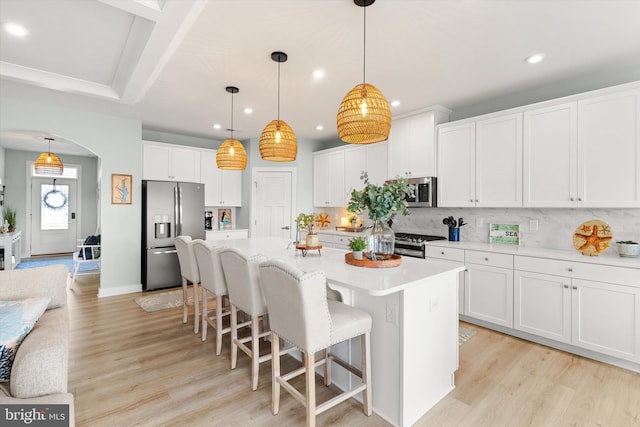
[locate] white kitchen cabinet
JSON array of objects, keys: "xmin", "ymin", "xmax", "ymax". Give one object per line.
[
  {"xmin": 514, "ymin": 255, "xmax": 640, "ymax": 363},
  {"xmin": 388, "ymin": 108, "xmax": 450, "ymax": 179},
  {"xmin": 206, "ymin": 229, "xmax": 248, "ymax": 241},
  {"xmin": 313, "ymin": 149, "xmax": 345, "ymax": 207},
  {"xmin": 142, "ymin": 141, "xmax": 201, "ymax": 183},
  {"xmin": 437, "ymin": 122, "xmax": 476, "ymax": 207},
  {"xmin": 577, "ymin": 88, "xmax": 640, "ymax": 207},
  {"xmin": 514, "ymin": 270, "xmax": 572, "ymax": 343},
  {"xmin": 344, "ymin": 142, "xmax": 388, "ymax": 195},
  {"xmin": 438, "ymin": 113, "xmax": 522, "ymax": 208},
  {"xmin": 200, "ymin": 150, "xmax": 242, "ymax": 207},
  {"xmin": 524, "ymin": 88, "xmax": 640, "ymax": 208},
  {"xmin": 475, "ymin": 113, "xmax": 523, "ymax": 207},
  {"xmin": 464, "ymin": 251, "xmax": 514, "ymax": 328},
  {"xmin": 523, "ymin": 102, "xmax": 578, "ymax": 207}
]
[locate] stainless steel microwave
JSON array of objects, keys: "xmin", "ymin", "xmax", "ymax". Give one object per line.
[{"xmin": 405, "ymin": 176, "xmax": 437, "ymax": 207}]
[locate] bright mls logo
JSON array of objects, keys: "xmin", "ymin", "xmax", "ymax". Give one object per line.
[{"xmin": 2, "ymin": 405, "xmax": 69, "ymax": 426}]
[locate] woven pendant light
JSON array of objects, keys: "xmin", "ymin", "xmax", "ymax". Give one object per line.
[
  {"xmin": 216, "ymin": 86, "xmax": 247, "ymax": 170},
  {"xmin": 259, "ymin": 51, "xmax": 297, "ymax": 162},
  {"xmin": 34, "ymin": 137, "xmax": 64, "ymax": 175},
  {"xmin": 337, "ymin": 0, "xmax": 391, "ymax": 144}
]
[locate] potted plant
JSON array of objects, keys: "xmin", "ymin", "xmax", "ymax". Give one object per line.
[
  {"xmin": 347, "ymin": 173, "xmax": 414, "ymax": 260},
  {"xmin": 295, "ymin": 212, "xmax": 319, "ymax": 247},
  {"xmin": 2, "ymin": 206, "xmax": 17, "ymax": 233},
  {"xmin": 348, "ymin": 236, "xmax": 367, "ymax": 260}
]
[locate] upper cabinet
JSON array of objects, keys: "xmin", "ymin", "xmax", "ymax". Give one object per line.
[
  {"xmin": 142, "ymin": 141, "xmax": 201, "ymax": 183},
  {"xmin": 200, "ymin": 150, "xmax": 242, "ymax": 207},
  {"xmin": 388, "ymin": 108, "xmax": 450, "ymax": 179},
  {"xmin": 438, "ymin": 113, "xmax": 522, "ymax": 207},
  {"xmin": 439, "ymin": 82, "xmax": 640, "ymax": 208},
  {"xmin": 344, "ymin": 142, "xmax": 388, "ymax": 194},
  {"xmin": 313, "ymin": 148, "xmax": 346, "ymax": 207},
  {"xmin": 524, "ymin": 88, "xmax": 640, "ymax": 207}
]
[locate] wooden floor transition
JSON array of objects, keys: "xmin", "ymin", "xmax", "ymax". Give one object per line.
[{"xmin": 69, "ymin": 276, "xmax": 640, "ymax": 426}]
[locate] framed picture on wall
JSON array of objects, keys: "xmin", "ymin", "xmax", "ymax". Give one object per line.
[
  {"xmin": 218, "ymin": 208, "xmax": 232, "ymax": 230},
  {"xmin": 112, "ymin": 174, "xmax": 132, "ymax": 204}
]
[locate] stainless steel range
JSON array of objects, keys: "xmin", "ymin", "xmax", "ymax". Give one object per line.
[{"xmin": 394, "ymin": 232, "xmax": 446, "ymax": 258}]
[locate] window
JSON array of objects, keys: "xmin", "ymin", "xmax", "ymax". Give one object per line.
[{"xmin": 40, "ymin": 184, "xmax": 69, "ymax": 230}]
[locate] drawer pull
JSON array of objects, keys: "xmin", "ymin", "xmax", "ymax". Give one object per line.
[
  {"xmin": 484, "ymin": 257, "xmax": 489, "ymax": 261},
  {"xmin": 441, "ymin": 251, "xmax": 445, "ymax": 255},
  {"xmin": 568, "ymin": 268, "xmax": 573, "ymax": 272}
]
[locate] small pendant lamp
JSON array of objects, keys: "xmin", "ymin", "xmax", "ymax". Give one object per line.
[
  {"xmin": 337, "ymin": 0, "xmax": 391, "ymax": 144},
  {"xmin": 34, "ymin": 137, "xmax": 64, "ymax": 175},
  {"xmin": 216, "ymin": 86, "xmax": 247, "ymax": 170},
  {"xmin": 259, "ymin": 51, "xmax": 297, "ymax": 162}
]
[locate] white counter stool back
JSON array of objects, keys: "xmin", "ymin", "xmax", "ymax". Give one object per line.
[
  {"xmin": 193, "ymin": 240, "xmax": 231, "ymax": 354},
  {"xmin": 175, "ymin": 235, "xmax": 201, "ymax": 334},
  {"xmin": 258, "ymin": 259, "xmax": 373, "ymax": 427},
  {"xmin": 219, "ymin": 247, "xmax": 271, "ymax": 391}
]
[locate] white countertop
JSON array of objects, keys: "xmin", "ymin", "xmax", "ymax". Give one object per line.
[
  {"xmin": 425, "ymin": 240, "xmax": 640, "ymax": 269},
  {"xmin": 220, "ymin": 237, "xmax": 464, "ymax": 296}
]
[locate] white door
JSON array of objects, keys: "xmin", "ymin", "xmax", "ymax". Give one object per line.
[
  {"xmin": 31, "ymin": 177, "xmax": 78, "ymax": 255},
  {"xmin": 252, "ymin": 169, "xmax": 294, "ymax": 239}
]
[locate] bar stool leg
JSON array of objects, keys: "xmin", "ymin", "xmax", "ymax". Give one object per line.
[
  {"xmin": 230, "ymin": 305, "xmax": 238, "ymax": 369},
  {"xmin": 271, "ymin": 331, "xmax": 281, "ymax": 415},
  {"xmin": 304, "ymin": 352, "xmax": 317, "ymax": 427}
]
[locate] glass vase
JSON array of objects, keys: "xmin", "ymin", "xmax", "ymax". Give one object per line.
[{"xmin": 364, "ymin": 218, "xmax": 395, "ymax": 260}]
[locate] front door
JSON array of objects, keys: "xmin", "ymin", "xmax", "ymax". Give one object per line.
[
  {"xmin": 251, "ymin": 168, "xmax": 295, "ymax": 239},
  {"xmin": 30, "ymin": 177, "xmax": 78, "ymax": 255}
]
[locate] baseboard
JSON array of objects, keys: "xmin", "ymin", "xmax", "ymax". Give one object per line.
[{"xmin": 98, "ymin": 283, "xmax": 143, "ymax": 297}]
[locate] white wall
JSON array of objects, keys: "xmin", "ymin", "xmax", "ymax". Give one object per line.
[{"xmin": 0, "ymin": 96, "xmax": 142, "ymax": 297}]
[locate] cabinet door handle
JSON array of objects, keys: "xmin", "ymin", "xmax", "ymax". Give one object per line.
[
  {"xmin": 578, "ymin": 197, "xmax": 583, "ymax": 201},
  {"xmin": 475, "ymin": 199, "xmax": 479, "ymax": 202},
  {"xmin": 570, "ymin": 197, "xmax": 575, "ymax": 201},
  {"xmin": 470, "ymin": 199, "xmax": 473, "ymax": 202},
  {"xmin": 441, "ymin": 251, "xmax": 445, "ymax": 255},
  {"xmin": 563, "ymin": 284, "xmax": 569, "ymax": 289},
  {"xmin": 567, "ymin": 268, "xmax": 573, "ymax": 272},
  {"xmin": 484, "ymin": 257, "xmax": 489, "ymax": 261},
  {"xmin": 572, "ymin": 286, "xmax": 578, "ymax": 290}
]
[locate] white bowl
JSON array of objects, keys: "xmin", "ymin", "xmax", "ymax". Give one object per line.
[{"xmin": 616, "ymin": 242, "xmax": 640, "ymax": 258}]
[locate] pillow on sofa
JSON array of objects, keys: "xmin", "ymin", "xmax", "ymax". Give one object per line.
[{"xmin": 0, "ymin": 297, "xmax": 51, "ymax": 381}]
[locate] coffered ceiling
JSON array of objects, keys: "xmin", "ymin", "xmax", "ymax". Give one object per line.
[{"xmin": 1, "ymin": 0, "xmax": 640, "ymax": 156}]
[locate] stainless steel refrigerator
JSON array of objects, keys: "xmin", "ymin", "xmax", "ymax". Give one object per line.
[{"xmin": 142, "ymin": 180, "xmax": 205, "ymax": 291}]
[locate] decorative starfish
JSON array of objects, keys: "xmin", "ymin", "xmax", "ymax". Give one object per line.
[
  {"xmin": 574, "ymin": 224, "xmax": 612, "ymax": 254},
  {"xmin": 316, "ymin": 213, "xmax": 331, "ymax": 228}
]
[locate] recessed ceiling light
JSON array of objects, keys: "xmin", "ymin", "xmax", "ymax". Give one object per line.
[
  {"xmin": 4, "ymin": 23, "xmax": 28, "ymax": 37},
  {"xmin": 312, "ymin": 69, "xmax": 325, "ymax": 79},
  {"xmin": 316, "ymin": 125, "xmax": 324, "ymax": 131},
  {"xmin": 391, "ymin": 100, "xmax": 400, "ymax": 107},
  {"xmin": 243, "ymin": 107, "xmax": 253, "ymax": 114},
  {"xmin": 526, "ymin": 54, "xmax": 545, "ymax": 64},
  {"xmin": 213, "ymin": 124, "xmax": 221, "ymax": 130}
]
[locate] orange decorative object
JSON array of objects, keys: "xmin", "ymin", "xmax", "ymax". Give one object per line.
[
  {"xmin": 572, "ymin": 219, "xmax": 613, "ymax": 256},
  {"xmin": 316, "ymin": 213, "xmax": 331, "ymax": 228}
]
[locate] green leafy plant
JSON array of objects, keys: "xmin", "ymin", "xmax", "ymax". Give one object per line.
[
  {"xmin": 2, "ymin": 206, "xmax": 16, "ymax": 230},
  {"xmin": 348, "ymin": 236, "xmax": 367, "ymax": 252},
  {"xmin": 347, "ymin": 175, "xmax": 414, "ymax": 221},
  {"xmin": 295, "ymin": 213, "xmax": 316, "ymax": 234}
]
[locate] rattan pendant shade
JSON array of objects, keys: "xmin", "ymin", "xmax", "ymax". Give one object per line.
[
  {"xmin": 337, "ymin": 0, "xmax": 391, "ymax": 144},
  {"xmin": 216, "ymin": 86, "xmax": 247, "ymax": 170},
  {"xmin": 34, "ymin": 138, "xmax": 64, "ymax": 175},
  {"xmin": 337, "ymin": 83, "xmax": 391, "ymax": 144},
  {"xmin": 259, "ymin": 51, "xmax": 297, "ymax": 162},
  {"xmin": 259, "ymin": 119, "xmax": 297, "ymax": 162}
]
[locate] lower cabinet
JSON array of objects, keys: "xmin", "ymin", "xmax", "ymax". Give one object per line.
[
  {"xmin": 465, "ymin": 263, "xmax": 513, "ymax": 328},
  {"xmin": 205, "ymin": 229, "xmax": 249, "ymax": 241},
  {"xmin": 515, "ymin": 260, "xmax": 640, "ymax": 363}
]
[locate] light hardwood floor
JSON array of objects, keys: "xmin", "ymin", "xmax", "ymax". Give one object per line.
[{"xmin": 69, "ymin": 277, "xmax": 640, "ymax": 426}]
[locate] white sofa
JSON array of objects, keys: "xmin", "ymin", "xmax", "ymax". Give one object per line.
[{"xmin": 0, "ymin": 265, "xmax": 74, "ymax": 425}]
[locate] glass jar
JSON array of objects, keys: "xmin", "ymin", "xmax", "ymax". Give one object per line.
[{"xmin": 364, "ymin": 218, "xmax": 395, "ymax": 260}]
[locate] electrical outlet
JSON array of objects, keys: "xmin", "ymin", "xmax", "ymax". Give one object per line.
[
  {"xmin": 386, "ymin": 302, "xmax": 398, "ymax": 324},
  {"xmin": 529, "ymin": 220, "xmax": 538, "ymax": 232}
]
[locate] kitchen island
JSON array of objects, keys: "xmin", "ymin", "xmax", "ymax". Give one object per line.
[{"xmin": 221, "ymin": 237, "xmax": 465, "ymax": 427}]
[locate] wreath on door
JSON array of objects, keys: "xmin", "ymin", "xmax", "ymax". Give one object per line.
[{"xmin": 43, "ymin": 189, "xmax": 67, "ymax": 211}]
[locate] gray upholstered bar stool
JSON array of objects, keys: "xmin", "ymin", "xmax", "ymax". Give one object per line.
[
  {"xmin": 193, "ymin": 240, "xmax": 231, "ymax": 354},
  {"xmin": 218, "ymin": 247, "xmax": 271, "ymax": 391},
  {"xmin": 259, "ymin": 259, "xmax": 373, "ymax": 427},
  {"xmin": 175, "ymin": 235, "xmax": 200, "ymax": 334}
]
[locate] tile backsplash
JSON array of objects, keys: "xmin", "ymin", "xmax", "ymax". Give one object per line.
[{"xmin": 316, "ymin": 207, "xmax": 640, "ymax": 253}]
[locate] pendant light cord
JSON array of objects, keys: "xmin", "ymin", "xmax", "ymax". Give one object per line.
[
  {"xmin": 230, "ymin": 91, "xmax": 234, "ymax": 140},
  {"xmin": 277, "ymin": 60, "xmax": 281, "ymax": 122},
  {"xmin": 362, "ymin": 5, "xmax": 367, "ymax": 85}
]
